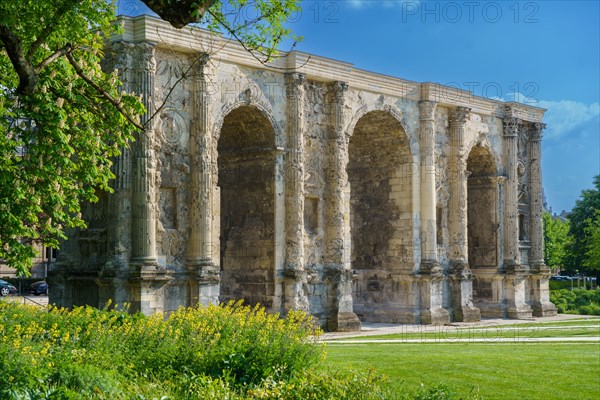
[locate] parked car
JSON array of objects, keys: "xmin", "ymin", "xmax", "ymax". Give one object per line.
[
  {"xmin": 0, "ymin": 279, "xmax": 18, "ymax": 296},
  {"xmin": 30, "ymin": 281, "xmax": 48, "ymax": 296},
  {"xmin": 550, "ymin": 276, "xmax": 572, "ymax": 281}
]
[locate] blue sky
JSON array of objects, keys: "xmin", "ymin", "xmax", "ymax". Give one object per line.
[{"xmin": 117, "ymin": 0, "xmax": 599, "ymax": 213}]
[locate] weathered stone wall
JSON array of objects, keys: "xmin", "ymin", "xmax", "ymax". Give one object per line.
[{"xmin": 48, "ymin": 15, "xmax": 557, "ymax": 329}]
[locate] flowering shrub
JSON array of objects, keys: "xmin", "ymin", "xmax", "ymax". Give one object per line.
[
  {"xmin": 0, "ymin": 300, "xmax": 400, "ymax": 399},
  {"xmin": 1, "ymin": 300, "xmax": 477, "ymax": 399}
]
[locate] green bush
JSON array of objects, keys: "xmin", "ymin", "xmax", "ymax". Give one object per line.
[{"xmin": 550, "ymin": 288, "xmax": 600, "ymax": 315}]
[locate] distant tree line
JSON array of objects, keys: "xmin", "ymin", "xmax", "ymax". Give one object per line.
[{"xmin": 544, "ymin": 175, "xmax": 600, "ymax": 280}]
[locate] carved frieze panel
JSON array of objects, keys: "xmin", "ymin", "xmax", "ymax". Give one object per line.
[{"xmin": 517, "ymin": 123, "xmax": 531, "ymax": 206}]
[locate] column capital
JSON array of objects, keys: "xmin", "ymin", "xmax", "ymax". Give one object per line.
[
  {"xmin": 189, "ymin": 53, "xmax": 211, "ymax": 74},
  {"xmin": 449, "ymin": 106, "xmax": 471, "ymax": 127},
  {"xmin": 331, "ymin": 81, "xmax": 349, "ymax": 100},
  {"xmin": 419, "ymin": 100, "xmax": 437, "ymax": 121},
  {"xmin": 503, "ymin": 116, "xmax": 522, "ymax": 138},
  {"xmin": 285, "ymin": 72, "xmax": 306, "ymax": 101},
  {"xmin": 284, "ymin": 72, "xmax": 306, "ymax": 87},
  {"xmin": 531, "ymin": 122, "xmax": 545, "ymax": 141},
  {"xmin": 111, "ymin": 40, "xmax": 135, "ymax": 58},
  {"xmin": 133, "ymin": 42, "xmax": 156, "ymax": 72}
]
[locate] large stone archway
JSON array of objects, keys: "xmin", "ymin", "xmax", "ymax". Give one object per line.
[
  {"xmin": 466, "ymin": 145, "xmax": 502, "ymax": 317},
  {"xmin": 217, "ymin": 105, "xmax": 276, "ymax": 310},
  {"xmin": 47, "ymin": 17, "xmax": 556, "ymax": 328},
  {"xmin": 347, "ymin": 110, "xmax": 415, "ymax": 323}
]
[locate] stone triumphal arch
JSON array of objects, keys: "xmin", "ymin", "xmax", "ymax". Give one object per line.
[{"xmin": 49, "ymin": 15, "xmax": 556, "ymax": 330}]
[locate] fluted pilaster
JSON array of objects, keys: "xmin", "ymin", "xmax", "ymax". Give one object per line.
[
  {"xmin": 186, "ymin": 55, "xmax": 219, "ymax": 306},
  {"xmin": 448, "ymin": 106, "xmax": 480, "ymax": 322},
  {"xmin": 284, "ymin": 72, "xmax": 309, "ymax": 312},
  {"xmin": 528, "ymin": 122, "xmax": 556, "ymax": 316},
  {"xmin": 325, "ymin": 81, "xmax": 349, "ymax": 267},
  {"xmin": 419, "ymin": 101, "xmax": 438, "ymax": 266},
  {"xmin": 108, "ymin": 41, "xmax": 135, "ymax": 270},
  {"xmin": 188, "ymin": 55, "xmax": 213, "ymax": 266},
  {"xmin": 325, "ymin": 81, "xmax": 360, "ymax": 331},
  {"xmin": 131, "ymin": 42, "xmax": 157, "ymax": 264},
  {"xmin": 503, "ymin": 114, "xmax": 521, "ymax": 270},
  {"xmin": 448, "ymin": 106, "xmax": 471, "ymax": 269},
  {"xmin": 502, "ymin": 110, "xmax": 532, "ymax": 318},
  {"xmin": 529, "ymin": 123, "xmax": 546, "ymax": 270},
  {"xmin": 111, "ymin": 41, "xmax": 135, "ymax": 191}
]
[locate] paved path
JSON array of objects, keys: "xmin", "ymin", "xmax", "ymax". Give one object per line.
[
  {"xmin": 326, "ymin": 337, "xmax": 600, "ymax": 344},
  {"xmin": 1, "ymin": 294, "xmax": 48, "ymax": 307},
  {"xmin": 321, "ymin": 314, "xmax": 600, "ymax": 342}
]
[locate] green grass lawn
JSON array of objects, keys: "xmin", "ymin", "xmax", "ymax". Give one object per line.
[{"xmin": 322, "ymin": 342, "xmax": 600, "ymax": 399}]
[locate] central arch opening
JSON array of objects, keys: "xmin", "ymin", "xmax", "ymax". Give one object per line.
[
  {"xmin": 347, "ymin": 110, "xmax": 414, "ymax": 322},
  {"xmin": 217, "ymin": 106, "xmax": 276, "ymax": 310}
]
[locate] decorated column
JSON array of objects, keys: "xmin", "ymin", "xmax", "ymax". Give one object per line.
[
  {"xmin": 324, "ymin": 81, "xmax": 361, "ymax": 331},
  {"xmin": 502, "ymin": 110, "xmax": 532, "ymax": 318},
  {"xmin": 528, "ymin": 123, "xmax": 557, "ymax": 316},
  {"xmin": 529, "ymin": 123, "xmax": 546, "ymax": 269},
  {"xmin": 98, "ymin": 41, "xmax": 136, "ymax": 306},
  {"xmin": 129, "ymin": 42, "xmax": 171, "ymax": 315},
  {"xmin": 448, "ymin": 106, "xmax": 480, "ymax": 322},
  {"xmin": 502, "ymin": 115, "xmax": 521, "ymax": 269},
  {"xmin": 419, "ymin": 101, "xmax": 439, "ymax": 264},
  {"xmin": 131, "ymin": 42, "xmax": 158, "ymax": 266},
  {"xmin": 418, "ymin": 100, "xmax": 448, "ymax": 324},
  {"xmin": 187, "ymin": 55, "xmax": 219, "ymax": 306},
  {"xmin": 283, "ymin": 72, "xmax": 309, "ymax": 312}
]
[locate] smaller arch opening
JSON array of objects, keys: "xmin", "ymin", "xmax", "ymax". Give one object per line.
[
  {"xmin": 466, "ymin": 145, "xmax": 499, "ymax": 314},
  {"xmin": 347, "ymin": 110, "xmax": 413, "ymax": 323},
  {"xmin": 217, "ymin": 105, "xmax": 276, "ymax": 310}
]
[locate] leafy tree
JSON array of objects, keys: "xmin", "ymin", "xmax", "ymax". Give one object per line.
[
  {"xmin": 0, "ymin": 0, "xmax": 144, "ymax": 276},
  {"xmin": 1, "ymin": 0, "xmax": 300, "ymax": 276},
  {"xmin": 583, "ymin": 210, "xmax": 600, "ymax": 273},
  {"xmin": 567, "ymin": 175, "xmax": 600, "ymax": 278},
  {"xmin": 542, "ymin": 211, "xmax": 571, "ymax": 270}
]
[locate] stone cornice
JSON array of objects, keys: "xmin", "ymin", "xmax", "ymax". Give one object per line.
[{"xmin": 113, "ymin": 15, "xmax": 546, "ymax": 123}]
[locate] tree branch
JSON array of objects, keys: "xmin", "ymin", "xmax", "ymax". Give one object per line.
[
  {"xmin": 0, "ymin": 24, "xmax": 38, "ymax": 95},
  {"xmin": 35, "ymin": 45, "xmax": 73, "ymax": 72},
  {"xmin": 66, "ymin": 52, "xmax": 143, "ymax": 131}
]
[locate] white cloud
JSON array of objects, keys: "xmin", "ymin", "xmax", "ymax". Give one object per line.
[
  {"xmin": 347, "ymin": 0, "xmax": 367, "ymax": 8},
  {"xmin": 501, "ymin": 92, "xmax": 600, "ymax": 140},
  {"xmin": 347, "ymin": 0, "xmax": 421, "ymax": 9},
  {"xmin": 537, "ymin": 100, "xmax": 600, "ymax": 140}
]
